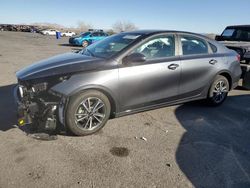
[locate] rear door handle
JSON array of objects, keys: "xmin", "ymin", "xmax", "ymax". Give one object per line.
[
  {"xmin": 168, "ymin": 64, "xmax": 179, "ymax": 70},
  {"xmin": 209, "ymin": 59, "xmax": 218, "ymax": 65}
]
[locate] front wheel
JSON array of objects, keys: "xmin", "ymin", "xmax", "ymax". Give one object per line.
[
  {"xmin": 82, "ymin": 40, "xmax": 89, "ymax": 48},
  {"xmin": 206, "ymin": 75, "xmax": 229, "ymax": 106},
  {"xmin": 65, "ymin": 90, "xmax": 111, "ymax": 136}
]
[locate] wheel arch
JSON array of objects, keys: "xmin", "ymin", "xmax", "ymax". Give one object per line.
[
  {"xmin": 67, "ymin": 85, "xmax": 119, "ymax": 118},
  {"xmin": 217, "ymin": 71, "xmax": 233, "ymax": 90}
]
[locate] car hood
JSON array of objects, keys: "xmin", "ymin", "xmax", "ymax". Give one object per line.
[{"xmin": 16, "ymin": 52, "xmax": 106, "ymax": 81}]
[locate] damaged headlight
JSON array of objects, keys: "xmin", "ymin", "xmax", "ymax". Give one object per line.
[
  {"xmin": 31, "ymin": 82, "xmax": 48, "ymax": 92},
  {"xmin": 18, "ymin": 85, "xmax": 24, "ymax": 98}
]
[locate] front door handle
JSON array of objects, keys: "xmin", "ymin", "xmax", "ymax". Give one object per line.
[
  {"xmin": 168, "ymin": 64, "xmax": 179, "ymax": 70},
  {"xmin": 209, "ymin": 59, "xmax": 218, "ymax": 65}
]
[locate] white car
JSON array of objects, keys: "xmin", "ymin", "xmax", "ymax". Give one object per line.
[
  {"xmin": 61, "ymin": 31, "xmax": 76, "ymax": 37},
  {"xmin": 41, "ymin": 29, "xmax": 59, "ymax": 36}
]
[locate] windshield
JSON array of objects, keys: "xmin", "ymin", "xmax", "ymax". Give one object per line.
[
  {"xmin": 75, "ymin": 32, "xmax": 91, "ymax": 38},
  {"xmin": 222, "ymin": 29, "xmax": 235, "ymax": 37},
  {"xmin": 80, "ymin": 33, "xmax": 142, "ymax": 58},
  {"xmin": 222, "ymin": 28, "xmax": 250, "ymax": 41}
]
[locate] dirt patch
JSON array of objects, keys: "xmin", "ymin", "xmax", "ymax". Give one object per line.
[
  {"xmin": 28, "ymin": 165, "xmax": 45, "ymax": 180},
  {"xmin": 15, "ymin": 156, "xmax": 26, "ymax": 163},
  {"xmin": 14, "ymin": 146, "xmax": 27, "ymax": 154},
  {"xmin": 110, "ymin": 147, "xmax": 129, "ymax": 157}
]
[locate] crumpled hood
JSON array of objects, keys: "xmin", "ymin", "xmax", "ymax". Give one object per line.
[{"xmin": 16, "ymin": 52, "xmax": 104, "ymax": 81}]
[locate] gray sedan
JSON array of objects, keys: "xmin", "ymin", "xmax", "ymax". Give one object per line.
[{"xmin": 15, "ymin": 30, "xmax": 242, "ymax": 136}]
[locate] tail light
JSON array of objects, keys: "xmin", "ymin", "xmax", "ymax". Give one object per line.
[{"xmin": 236, "ymin": 54, "xmax": 241, "ymax": 62}]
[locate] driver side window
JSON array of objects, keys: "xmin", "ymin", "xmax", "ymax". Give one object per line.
[{"xmin": 133, "ymin": 35, "xmax": 175, "ymax": 60}]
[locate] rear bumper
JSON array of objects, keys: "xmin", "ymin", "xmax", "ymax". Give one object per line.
[{"xmin": 243, "ymin": 52, "xmax": 250, "ymax": 61}]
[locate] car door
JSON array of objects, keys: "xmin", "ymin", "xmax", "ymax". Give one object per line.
[
  {"xmin": 119, "ymin": 34, "xmax": 181, "ymax": 111},
  {"xmin": 90, "ymin": 32, "xmax": 100, "ymax": 43},
  {"xmin": 178, "ymin": 34, "xmax": 222, "ymax": 99}
]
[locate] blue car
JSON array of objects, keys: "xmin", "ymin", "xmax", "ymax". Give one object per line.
[{"xmin": 69, "ymin": 31, "xmax": 109, "ymax": 47}]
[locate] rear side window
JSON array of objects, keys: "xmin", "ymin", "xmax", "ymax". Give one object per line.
[
  {"xmin": 92, "ymin": 32, "xmax": 100, "ymax": 37},
  {"xmin": 181, "ymin": 36, "xmax": 208, "ymax": 55},
  {"xmin": 209, "ymin": 42, "xmax": 217, "ymax": 53},
  {"xmin": 100, "ymin": 32, "xmax": 106, "ymax": 36}
]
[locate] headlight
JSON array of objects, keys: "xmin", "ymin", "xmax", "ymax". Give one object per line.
[
  {"xmin": 32, "ymin": 82, "xmax": 48, "ymax": 92},
  {"xmin": 18, "ymin": 86, "xmax": 24, "ymax": 98}
]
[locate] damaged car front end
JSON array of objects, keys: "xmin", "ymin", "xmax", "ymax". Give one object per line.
[
  {"xmin": 14, "ymin": 76, "xmax": 67, "ymax": 132},
  {"xmin": 13, "ymin": 51, "xmax": 103, "ymax": 133}
]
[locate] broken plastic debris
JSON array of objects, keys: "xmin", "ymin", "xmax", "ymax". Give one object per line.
[{"xmin": 29, "ymin": 133, "xmax": 58, "ymax": 141}]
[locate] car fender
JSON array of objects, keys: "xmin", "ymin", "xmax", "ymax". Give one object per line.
[{"xmin": 51, "ymin": 70, "xmax": 120, "ymax": 113}]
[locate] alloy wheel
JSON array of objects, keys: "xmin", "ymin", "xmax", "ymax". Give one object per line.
[
  {"xmin": 75, "ymin": 97, "xmax": 106, "ymax": 131},
  {"xmin": 212, "ymin": 80, "xmax": 228, "ymax": 103}
]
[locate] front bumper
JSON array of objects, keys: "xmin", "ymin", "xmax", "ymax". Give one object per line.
[
  {"xmin": 69, "ymin": 38, "xmax": 79, "ymax": 46},
  {"xmin": 14, "ymin": 84, "xmax": 61, "ymax": 131}
]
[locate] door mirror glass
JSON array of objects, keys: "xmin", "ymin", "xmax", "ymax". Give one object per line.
[{"xmin": 123, "ymin": 53, "xmax": 146, "ymax": 63}]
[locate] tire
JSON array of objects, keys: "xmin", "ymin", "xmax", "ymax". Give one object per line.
[
  {"xmin": 206, "ymin": 75, "xmax": 229, "ymax": 106},
  {"xmin": 65, "ymin": 90, "xmax": 111, "ymax": 136},
  {"xmin": 82, "ymin": 40, "xmax": 89, "ymax": 48}
]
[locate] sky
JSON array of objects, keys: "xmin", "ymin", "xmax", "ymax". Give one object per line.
[{"xmin": 1, "ymin": 0, "xmax": 250, "ymax": 34}]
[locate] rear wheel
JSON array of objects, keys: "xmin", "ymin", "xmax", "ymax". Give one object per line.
[
  {"xmin": 65, "ymin": 90, "xmax": 111, "ymax": 136},
  {"xmin": 206, "ymin": 75, "xmax": 229, "ymax": 106}
]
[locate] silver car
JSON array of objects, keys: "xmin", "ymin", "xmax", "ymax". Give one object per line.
[{"xmin": 15, "ymin": 30, "xmax": 242, "ymax": 136}]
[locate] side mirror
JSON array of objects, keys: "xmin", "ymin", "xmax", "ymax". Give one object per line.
[
  {"xmin": 215, "ymin": 35, "xmax": 222, "ymax": 41},
  {"xmin": 123, "ymin": 53, "xmax": 146, "ymax": 64}
]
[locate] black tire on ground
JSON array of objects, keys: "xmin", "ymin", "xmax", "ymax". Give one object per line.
[
  {"xmin": 206, "ymin": 75, "xmax": 229, "ymax": 106},
  {"xmin": 65, "ymin": 90, "xmax": 111, "ymax": 136}
]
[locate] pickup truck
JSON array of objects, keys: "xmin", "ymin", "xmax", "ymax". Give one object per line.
[{"xmin": 215, "ymin": 25, "xmax": 250, "ymax": 89}]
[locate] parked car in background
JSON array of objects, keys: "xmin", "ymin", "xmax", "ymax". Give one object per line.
[
  {"xmin": 41, "ymin": 29, "xmax": 59, "ymax": 36},
  {"xmin": 15, "ymin": 30, "xmax": 241, "ymax": 136},
  {"xmin": 215, "ymin": 25, "xmax": 250, "ymax": 63},
  {"xmin": 69, "ymin": 30, "xmax": 109, "ymax": 47},
  {"xmin": 61, "ymin": 31, "xmax": 76, "ymax": 37}
]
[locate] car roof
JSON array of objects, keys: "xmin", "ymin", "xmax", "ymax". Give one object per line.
[
  {"xmin": 226, "ymin": 25, "xmax": 250, "ymax": 29},
  {"xmin": 122, "ymin": 30, "xmax": 209, "ymax": 39}
]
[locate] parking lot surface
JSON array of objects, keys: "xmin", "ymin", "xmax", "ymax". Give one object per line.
[{"xmin": 0, "ymin": 31, "xmax": 250, "ymax": 188}]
